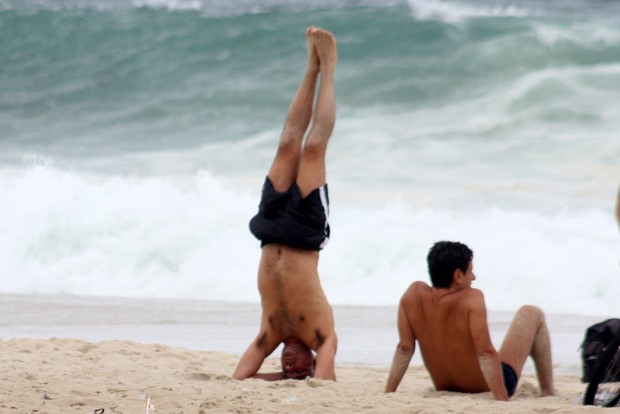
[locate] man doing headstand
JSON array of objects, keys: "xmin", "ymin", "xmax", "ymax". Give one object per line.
[
  {"xmin": 385, "ymin": 241, "xmax": 555, "ymax": 400},
  {"xmin": 232, "ymin": 27, "xmax": 338, "ymax": 381}
]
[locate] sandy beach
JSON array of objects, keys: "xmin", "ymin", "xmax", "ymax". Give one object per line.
[
  {"xmin": 3, "ymin": 0, "xmax": 619, "ymax": 412},
  {"xmin": 0, "ymin": 293, "xmax": 610, "ymax": 413},
  {"xmin": 0, "ymin": 336, "xmax": 603, "ymax": 414}
]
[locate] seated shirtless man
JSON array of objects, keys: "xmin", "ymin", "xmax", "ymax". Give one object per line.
[
  {"xmin": 232, "ymin": 27, "xmax": 338, "ymax": 381},
  {"xmin": 385, "ymin": 241, "xmax": 555, "ymax": 400}
]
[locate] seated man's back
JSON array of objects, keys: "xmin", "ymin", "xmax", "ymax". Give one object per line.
[{"xmin": 402, "ymin": 281, "xmax": 491, "ymax": 392}]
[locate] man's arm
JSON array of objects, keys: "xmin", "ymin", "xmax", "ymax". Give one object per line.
[
  {"xmin": 468, "ymin": 291, "xmax": 509, "ymax": 401},
  {"xmin": 233, "ymin": 351, "xmax": 285, "ymax": 381},
  {"xmin": 314, "ymin": 334, "xmax": 337, "ymax": 381},
  {"xmin": 233, "ymin": 344, "xmax": 283, "ymax": 381},
  {"xmin": 477, "ymin": 353, "xmax": 509, "ymax": 401},
  {"xmin": 232, "ymin": 341, "xmax": 268, "ymax": 380},
  {"xmin": 233, "ymin": 332, "xmax": 281, "ymax": 380},
  {"xmin": 385, "ymin": 298, "xmax": 416, "ymax": 393},
  {"xmin": 250, "ymin": 372, "xmax": 284, "ymax": 381}
]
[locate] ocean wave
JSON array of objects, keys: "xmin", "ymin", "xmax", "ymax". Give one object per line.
[
  {"xmin": 405, "ymin": 0, "xmax": 620, "ymax": 24},
  {"xmin": 132, "ymin": 0, "xmax": 201, "ymax": 12},
  {"xmin": 533, "ymin": 22, "xmax": 620, "ymax": 49},
  {"xmin": 0, "ymin": 165, "xmax": 617, "ymax": 317},
  {"xmin": 0, "ymin": 0, "xmax": 401, "ymax": 14},
  {"xmin": 2, "ymin": 0, "xmax": 619, "ymax": 317},
  {"xmin": 406, "ymin": 0, "xmax": 530, "ymax": 23}
]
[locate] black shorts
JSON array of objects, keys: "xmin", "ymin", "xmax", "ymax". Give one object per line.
[
  {"xmin": 502, "ymin": 362, "xmax": 518, "ymax": 397},
  {"xmin": 249, "ymin": 177, "xmax": 330, "ymax": 251}
]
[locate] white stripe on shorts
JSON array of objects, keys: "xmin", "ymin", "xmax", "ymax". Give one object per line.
[{"xmin": 319, "ymin": 184, "xmax": 329, "ymax": 249}]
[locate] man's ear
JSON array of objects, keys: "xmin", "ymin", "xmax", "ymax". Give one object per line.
[{"xmin": 453, "ymin": 268, "xmax": 464, "ymax": 285}]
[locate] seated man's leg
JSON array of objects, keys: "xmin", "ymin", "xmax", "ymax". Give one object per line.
[
  {"xmin": 498, "ymin": 305, "xmax": 555, "ymax": 396},
  {"xmin": 296, "ymin": 28, "xmax": 337, "ymax": 198},
  {"xmin": 267, "ymin": 28, "xmax": 320, "ymax": 192}
]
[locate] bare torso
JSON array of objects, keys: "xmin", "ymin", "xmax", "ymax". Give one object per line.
[
  {"xmin": 402, "ymin": 281, "xmax": 490, "ymax": 392},
  {"xmin": 257, "ymin": 243, "xmax": 334, "ymax": 351}
]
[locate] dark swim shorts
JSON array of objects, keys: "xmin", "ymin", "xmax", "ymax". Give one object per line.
[
  {"xmin": 502, "ymin": 362, "xmax": 518, "ymax": 397},
  {"xmin": 249, "ymin": 177, "xmax": 330, "ymax": 251}
]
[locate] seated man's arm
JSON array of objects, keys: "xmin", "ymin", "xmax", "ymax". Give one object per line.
[
  {"xmin": 468, "ymin": 291, "xmax": 509, "ymax": 401},
  {"xmin": 314, "ymin": 334, "xmax": 337, "ymax": 381},
  {"xmin": 385, "ymin": 297, "xmax": 416, "ymax": 393}
]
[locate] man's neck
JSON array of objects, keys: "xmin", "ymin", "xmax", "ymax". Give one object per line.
[
  {"xmin": 431, "ymin": 285, "xmax": 465, "ymax": 300},
  {"xmin": 283, "ymin": 337, "xmax": 306, "ymax": 347}
]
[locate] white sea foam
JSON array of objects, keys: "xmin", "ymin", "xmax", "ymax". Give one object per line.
[
  {"xmin": 132, "ymin": 0, "xmax": 201, "ymax": 11},
  {"xmin": 406, "ymin": 0, "xmax": 530, "ymax": 24},
  {"xmin": 0, "ymin": 166, "xmax": 617, "ymax": 317},
  {"xmin": 533, "ymin": 22, "xmax": 620, "ymax": 49}
]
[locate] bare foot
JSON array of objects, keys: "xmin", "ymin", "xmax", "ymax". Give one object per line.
[
  {"xmin": 311, "ymin": 28, "xmax": 337, "ymax": 75},
  {"xmin": 305, "ymin": 27, "xmax": 319, "ymax": 73}
]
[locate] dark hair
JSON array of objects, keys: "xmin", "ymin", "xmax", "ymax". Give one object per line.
[{"xmin": 427, "ymin": 241, "xmax": 473, "ymax": 288}]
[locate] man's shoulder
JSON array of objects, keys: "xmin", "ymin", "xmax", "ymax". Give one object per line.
[
  {"xmin": 447, "ymin": 286, "xmax": 484, "ymax": 299},
  {"xmin": 464, "ymin": 287, "xmax": 485, "ymax": 298},
  {"xmin": 406, "ymin": 281, "xmax": 431, "ymax": 294},
  {"xmin": 400, "ymin": 281, "xmax": 430, "ymax": 303},
  {"xmin": 459, "ymin": 287, "xmax": 487, "ymax": 309},
  {"xmin": 411, "ymin": 280, "xmax": 431, "ymax": 290}
]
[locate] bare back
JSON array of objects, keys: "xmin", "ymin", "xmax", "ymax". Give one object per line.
[
  {"xmin": 401, "ymin": 281, "xmax": 492, "ymax": 392},
  {"xmin": 257, "ymin": 243, "xmax": 335, "ymax": 352}
]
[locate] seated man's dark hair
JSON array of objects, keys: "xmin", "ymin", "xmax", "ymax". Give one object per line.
[{"xmin": 427, "ymin": 241, "xmax": 473, "ymax": 288}]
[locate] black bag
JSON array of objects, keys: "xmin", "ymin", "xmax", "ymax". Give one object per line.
[{"xmin": 581, "ymin": 318, "xmax": 620, "ymax": 383}]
